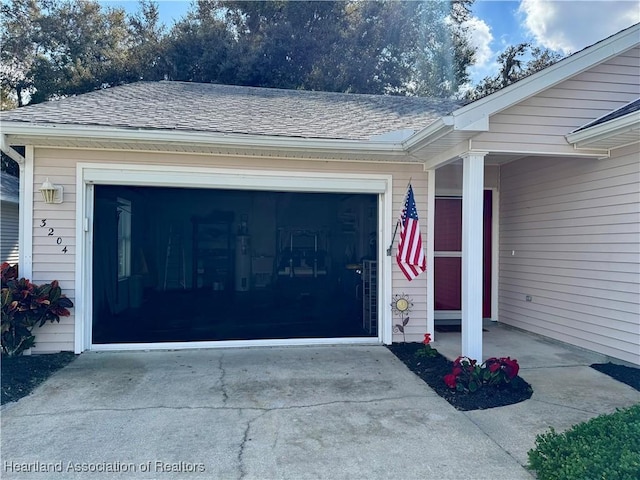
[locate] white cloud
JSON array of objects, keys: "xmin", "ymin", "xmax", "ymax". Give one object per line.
[
  {"xmin": 466, "ymin": 17, "xmax": 495, "ymax": 66},
  {"xmin": 464, "ymin": 16, "xmax": 499, "ymax": 84},
  {"xmin": 519, "ymin": 0, "xmax": 640, "ymax": 54}
]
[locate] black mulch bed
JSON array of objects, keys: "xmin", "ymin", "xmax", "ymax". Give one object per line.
[
  {"xmin": 1, "ymin": 351, "xmax": 77, "ymax": 405},
  {"xmin": 591, "ymin": 362, "xmax": 640, "ymax": 391},
  {"xmin": 388, "ymin": 342, "xmax": 533, "ymax": 411}
]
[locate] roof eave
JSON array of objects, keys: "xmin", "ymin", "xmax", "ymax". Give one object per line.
[
  {"xmin": 402, "ymin": 117, "xmax": 455, "ymax": 152},
  {"xmin": 1, "ymin": 122, "xmax": 409, "ymax": 159},
  {"xmin": 450, "ymin": 23, "xmax": 640, "ymax": 131},
  {"xmin": 565, "ymin": 110, "xmax": 640, "ymax": 148}
]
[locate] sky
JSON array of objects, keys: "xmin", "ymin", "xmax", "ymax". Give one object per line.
[
  {"xmin": 101, "ymin": 0, "xmax": 640, "ymax": 85},
  {"xmin": 466, "ymin": 0, "xmax": 640, "ymax": 82}
]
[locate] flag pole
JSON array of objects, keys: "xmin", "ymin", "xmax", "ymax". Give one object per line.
[
  {"xmin": 386, "ymin": 178, "xmax": 412, "ymax": 256},
  {"xmin": 387, "ymin": 220, "xmax": 400, "ymax": 256}
]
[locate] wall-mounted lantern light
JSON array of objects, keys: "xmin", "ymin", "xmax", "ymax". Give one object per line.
[{"xmin": 40, "ymin": 178, "xmax": 64, "ymax": 204}]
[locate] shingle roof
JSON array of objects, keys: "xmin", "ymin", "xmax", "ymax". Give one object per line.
[
  {"xmin": 574, "ymin": 98, "xmax": 640, "ymax": 132},
  {"xmin": 0, "ymin": 81, "xmax": 460, "ymax": 141},
  {"xmin": 1, "ymin": 172, "xmax": 19, "ymax": 204}
]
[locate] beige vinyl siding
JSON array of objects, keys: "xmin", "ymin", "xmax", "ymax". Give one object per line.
[
  {"xmin": 472, "ymin": 47, "xmax": 640, "ymax": 154},
  {"xmin": 499, "ymin": 143, "xmax": 640, "ymax": 365},
  {"xmin": 30, "ymin": 156, "xmax": 77, "ymax": 352},
  {"xmin": 391, "ymin": 172, "xmax": 429, "ymax": 340},
  {"xmin": 29, "ymin": 147, "xmax": 429, "ymax": 351},
  {"xmin": 1, "ymin": 202, "xmax": 19, "ymax": 265}
]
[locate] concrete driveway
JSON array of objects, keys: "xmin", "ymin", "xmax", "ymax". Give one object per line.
[
  {"xmin": 2, "ymin": 338, "xmax": 638, "ymax": 480},
  {"xmin": 2, "ymin": 345, "xmax": 534, "ymax": 480}
]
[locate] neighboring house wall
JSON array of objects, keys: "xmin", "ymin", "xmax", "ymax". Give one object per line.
[
  {"xmin": 1, "ymin": 172, "xmax": 20, "ymax": 266},
  {"xmin": 499, "ymin": 143, "xmax": 640, "ymax": 365},
  {"xmin": 472, "ymin": 46, "xmax": 640, "ymax": 154},
  {"xmin": 1, "ymin": 202, "xmax": 19, "ymax": 265},
  {"xmin": 29, "ymin": 147, "xmax": 430, "ymax": 352}
]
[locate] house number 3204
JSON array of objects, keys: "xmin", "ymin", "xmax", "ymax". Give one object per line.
[{"xmin": 40, "ymin": 219, "xmax": 68, "ymax": 254}]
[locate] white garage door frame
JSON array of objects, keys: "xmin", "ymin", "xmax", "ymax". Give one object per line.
[{"xmin": 75, "ymin": 162, "xmax": 393, "ymax": 352}]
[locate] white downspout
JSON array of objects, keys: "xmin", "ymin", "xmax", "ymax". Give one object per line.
[
  {"xmin": 1, "ymin": 136, "xmax": 32, "ymax": 278},
  {"xmin": 0, "ymin": 135, "xmax": 25, "ymax": 165}
]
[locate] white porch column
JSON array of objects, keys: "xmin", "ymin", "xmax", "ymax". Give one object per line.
[{"xmin": 461, "ymin": 152, "xmax": 487, "ymax": 360}]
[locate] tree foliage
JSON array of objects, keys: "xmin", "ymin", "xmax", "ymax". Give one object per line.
[
  {"xmin": 164, "ymin": 0, "xmax": 475, "ymax": 96},
  {"xmin": 1, "ymin": 0, "xmax": 42, "ymax": 107},
  {"xmin": 1, "ymin": 0, "xmax": 477, "ymax": 107},
  {"xmin": 465, "ymin": 43, "xmax": 563, "ymax": 101},
  {"xmin": 125, "ymin": 0, "xmax": 169, "ymax": 82}
]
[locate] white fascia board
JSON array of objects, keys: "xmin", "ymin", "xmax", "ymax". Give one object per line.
[
  {"xmin": 402, "ymin": 117, "xmax": 454, "ymax": 152},
  {"xmin": 456, "ymin": 115, "xmax": 489, "ymax": 132},
  {"xmin": 0, "ymin": 122, "xmax": 407, "ymax": 157},
  {"xmin": 566, "ymin": 111, "xmax": 640, "ymax": 148},
  {"xmin": 451, "ymin": 24, "xmax": 640, "ymax": 131},
  {"xmin": 404, "ymin": 25, "xmax": 638, "ymax": 160}
]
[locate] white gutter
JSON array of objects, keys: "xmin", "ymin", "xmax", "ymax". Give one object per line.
[
  {"xmin": 0, "ymin": 134, "xmax": 25, "ymax": 164},
  {"xmin": 2, "ymin": 25, "xmax": 637, "ymax": 167},
  {"xmin": 0, "ymin": 122, "xmax": 408, "ymax": 156},
  {"xmin": 566, "ymin": 110, "xmax": 640, "ymax": 148}
]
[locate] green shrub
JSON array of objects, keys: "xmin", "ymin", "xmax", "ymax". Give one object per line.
[{"xmin": 527, "ymin": 403, "xmax": 640, "ymax": 480}]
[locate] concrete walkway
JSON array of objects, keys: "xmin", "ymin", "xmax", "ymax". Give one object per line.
[
  {"xmin": 1, "ymin": 327, "xmax": 638, "ymax": 479},
  {"xmin": 433, "ymin": 321, "xmax": 640, "ymax": 467}
]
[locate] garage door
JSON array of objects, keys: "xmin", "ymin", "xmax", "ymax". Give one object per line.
[
  {"xmin": 91, "ymin": 186, "xmax": 380, "ymax": 344},
  {"xmin": 78, "ymin": 164, "xmax": 392, "ymax": 351}
]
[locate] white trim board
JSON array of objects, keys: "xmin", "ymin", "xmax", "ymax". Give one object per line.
[
  {"xmin": 19, "ymin": 146, "xmax": 34, "ymax": 278},
  {"xmin": 91, "ymin": 337, "xmax": 380, "ymax": 352},
  {"xmin": 490, "ymin": 187, "xmax": 499, "ymax": 322},
  {"xmin": 81, "ymin": 163, "xmax": 389, "ymax": 193},
  {"xmin": 76, "ymin": 163, "xmax": 394, "ymax": 353},
  {"xmin": 426, "ymin": 169, "xmax": 436, "ymax": 340}
]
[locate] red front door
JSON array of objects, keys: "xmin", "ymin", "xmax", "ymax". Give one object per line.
[{"xmin": 434, "ymin": 191, "xmax": 492, "ymax": 318}]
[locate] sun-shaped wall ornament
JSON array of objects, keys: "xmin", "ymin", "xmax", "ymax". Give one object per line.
[
  {"xmin": 391, "ymin": 293, "xmax": 413, "ymax": 316},
  {"xmin": 391, "ymin": 294, "xmax": 413, "ymax": 342}
]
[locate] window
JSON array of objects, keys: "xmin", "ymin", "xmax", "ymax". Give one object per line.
[{"xmin": 117, "ymin": 198, "xmax": 132, "ymax": 279}]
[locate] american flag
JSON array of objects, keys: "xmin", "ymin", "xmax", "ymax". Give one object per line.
[{"xmin": 396, "ymin": 184, "xmax": 426, "ymax": 281}]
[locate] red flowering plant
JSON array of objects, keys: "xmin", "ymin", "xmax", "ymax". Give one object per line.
[
  {"xmin": 444, "ymin": 355, "xmax": 521, "ymax": 393},
  {"xmin": 444, "ymin": 356, "xmax": 484, "ymax": 392},
  {"xmin": 1, "ymin": 263, "xmax": 74, "ymax": 356},
  {"xmin": 415, "ymin": 333, "xmax": 439, "ymax": 358},
  {"xmin": 483, "ymin": 357, "xmax": 520, "ymax": 386}
]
